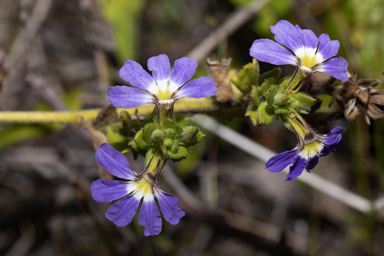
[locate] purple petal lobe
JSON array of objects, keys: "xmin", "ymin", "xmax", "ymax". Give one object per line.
[
  {"xmin": 306, "ymin": 155, "xmax": 319, "ymax": 172},
  {"xmin": 323, "ymin": 126, "xmax": 343, "ymax": 145},
  {"xmin": 286, "ymin": 157, "xmax": 307, "ymax": 181},
  {"xmin": 317, "ymin": 57, "xmax": 349, "ymax": 82},
  {"xmin": 91, "ymin": 179, "xmax": 129, "ymax": 203},
  {"xmin": 148, "ymin": 54, "xmax": 170, "ymax": 82},
  {"xmin": 138, "ymin": 197, "xmax": 162, "ymax": 236},
  {"xmin": 320, "ymin": 146, "xmax": 331, "ymax": 157},
  {"xmin": 318, "ymin": 34, "xmax": 340, "ymax": 60},
  {"xmin": 295, "ymin": 25, "xmax": 318, "ymax": 49},
  {"xmin": 95, "ymin": 143, "xmax": 137, "ymax": 180},
  {"xmin": 250, "ymin": 39, "xmax": 297, "ymax": 66},
  {"xmin": 270, "ymin": 20, "xmax": 303, "ymax": 52},
  {"xmin": 119, "ymin": 60, "xmax": 155, "ymax": 90},
  {"xmin": 156, "ymin": 190, "xmax": 186, "ymax": 225},
  {"xmin": 266, "ymin": 149, "xmax": 299, "ymax": 172},
  {"xmin": 170, "ymin": 57, "xmax": 198, "ymax": 88},
  {"xmin": 106, "ymin": 195, "xmax": 140, "ymax": 227},
  {"xmin": 108, "ymin": 86, "xmax": 153, "ymax": 108},
  {"xmin": 175, "ymin": 76, "xmax": 217, "ymax": 100}
]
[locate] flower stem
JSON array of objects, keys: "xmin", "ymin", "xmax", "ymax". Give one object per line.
[{"xmin": 0, "ymin": 98, "xmax": 218, "ymax": 124}]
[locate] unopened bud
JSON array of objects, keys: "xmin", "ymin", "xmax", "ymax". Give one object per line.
[
  {"xmin": 181, "ymin": 126, "xmax": 199, "ymax": 143},
  {"xmin": 273, "ymin": 93, "xmax": 290, "ymax": 106},
  {"xmin": 151, "ymin": 129, "xmax": 163, "ymax": 142}
]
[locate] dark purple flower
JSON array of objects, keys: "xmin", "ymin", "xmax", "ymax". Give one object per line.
[
  {"xmin": 108, "ymin": 54, "xmax": 218, "ymax": 109},
  {"xmin": 266, "ymin": 126, "xmax": 343, "ymax": 181},
  {"xmin": 91, "ymin": 143, "xmax": 185, "ymax": 236},
  {"xmin": 250, "ymin": 20, "xmax": 348, "ymax": 82}
]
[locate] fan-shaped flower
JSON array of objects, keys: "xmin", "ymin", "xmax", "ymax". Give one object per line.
[
  {"xmin": 108, "ymin": 54, "xmax": 218, "ymax": 109},
  {"xmin": 91, "ymin": 143, "xmax": 185, "ymax": 236},
  {"xmin": 266, "ymin": 123, "xmax": 343, "ymax": 181},
  {"xmin": 250, "ymin": 20, "xmax": 348, "ymax": 82}
]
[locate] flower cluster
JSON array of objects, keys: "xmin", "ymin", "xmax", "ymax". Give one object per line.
[
  {"xmin": 91, "ymin": 144, "xmax": 185, "ymax": 236},
  {"xmin": 250, "ymin": 20, "xmax": 348, "ymax": 82}
]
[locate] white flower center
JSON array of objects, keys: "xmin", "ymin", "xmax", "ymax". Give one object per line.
[
  {"xmin": 148, "ymin": 79, "xmax": 179, "ymax": 101},
  {"xmin": 294, "ymin": 47, "xmax": 323, "ymax": 73}
]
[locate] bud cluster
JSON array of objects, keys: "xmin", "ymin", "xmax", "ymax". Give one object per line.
[{"xmin": 129, "ymin": 115, "xmax": 204, "ymax": 161}]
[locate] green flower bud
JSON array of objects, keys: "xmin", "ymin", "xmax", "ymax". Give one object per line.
[
  {"xmin": 151, "ymin": 129, "xmax": 163, "ymax": 142},
  {"xmin": 273, "ymin": 93, "xmax": 290, "ymax": 106},
  {"xmin": 163, "ymin": 138, "xmax": 173, "ymax": 148},
  {"xmin": 181, "ymin": 126, "xmax": 199, "ymax": 143}
]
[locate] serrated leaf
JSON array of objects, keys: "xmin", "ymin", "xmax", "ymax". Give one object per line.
[
  {"xmin": 142, "ymin": 123, "xmax": 160, "ymax": 144},
  {"xmin": 162, "ymin": 118, "xmax": 182, "ymax": 134},
  {"xmin": 251, "ymin": 86, "xmax": 261, "ymax": 106},
  {"xmin": 257, "ymin": 101, "xmax": 273, "ymax": 125},
  {"xmin": 245, "ymin": 102, "xmax": 260, "ymax": 126},
  {"xmin": 258, "ymin": 79, "xmax": 275, "ymax": 95},
  {"xmin": 266, "ymin": 85, "xmax": 278, "ymax": 106},
  {"xmin": 232, "ymin": 61, "xmax": 259, "ymax": 94},
  {"xmin": 133, "ymin": 130, "xmax": 149, "ymax": 149},
  {"xmin": 170, "ymin": 139, "xmax": 179, "ymax": 153},
  {"xmin": 258, "ymin": 67, "xmax": 281, "ymax": 85},
  {"xmin": 167, "ymin": 146, "xmax": 188, "ymax": 161},
  {"xmin": 174, "ymin": 115, "xmax": 190, "ymax": 127},
  {"xmin": 290, "ymin": 93, "xmax": 316, "ymax": 109}
]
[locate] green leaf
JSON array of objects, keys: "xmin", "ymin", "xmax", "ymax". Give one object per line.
[
  {"xmin": 167, "ymin": 146, "xmax": 188, "ymax": 161},
  {"xmin": 250, "ymin": 86, "xmax": 261, "ymax": 106},
  {"xmin": 290, "ymin": 93, "xmax": 316, "ymax": 109},
  {"xmin": 170, "ymin": 139, "xmax": 179, "ymax": 153},
  {"xmin": 258, "ymin": 78, "xmax": 275, "ymax": 95},
  {"xmin": 257, "ymin": 101, "xmax": 273, "ymax": 125},
  {"xmin": 245, "ymin": 102, "xmax": 260, "ymax": 126},
  {"xmin": 258, "ymin": 67, "xmax": 281, "ymax": 85},
  {"xmin": 107, "ymin": 126, "xmax": 129, "ymax": 151},
  {"xmin": 163, "ymin": 138, "xmax": 173, "ymax": 148},
  {"xmin": 120, "ymin": 111, "xmax": 132, "ymax": 137},
  {"xmin": 174, "ymin": 115, "xmax": 190, "ymax": 127},
  {"xmin": 232, "ymin": 60, "xmax": 259, "ymax": 94},
  {"xmin": 162, "ymin": 118, "xmax": 182, "ymax": 134},
  {"xmin": 142, "ymin": 123, "xmax": 160, "ymax": 144},
  {"xmin": 133, "ymin": 130, "xmax": 149, "ymax": 150},
  {"xmin": 266, "ymin": 85, "xmax": 278, "ymax": 107}
]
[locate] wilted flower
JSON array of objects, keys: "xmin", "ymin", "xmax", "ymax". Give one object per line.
[
  {"xmin": 250, "ymin": 20, "xmax": 348, "ymax": 82},
  {"xmin": 91, "ymin": 143, "xmax": 185, "ymax": 236},
  {"xmin": 266, "ymin": 116, "xmax": 343, "ymax": 181},
  {"xmin": 108, "ymin": 54, "xmax": 217, "ymax": 109}
]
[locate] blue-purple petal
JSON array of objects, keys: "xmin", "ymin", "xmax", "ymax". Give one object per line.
[
  {"xmin": 270, "ymin": 20, "xmax": 303, "ymax": 53},
  {"xmin": 323, "ymin": 126, "xmax": 343, "ymax": 145},
  {"xmin": 95, "ymin": 143, "xmax": 137, "ymax": 180},
  {"xmin": 106, "ymin": 195, "xmax": 140, "ymax": 227},
  {"xmin": 108, "ymin": 86, "xmax": 153, "ymax": 109},
  {"xmin": 91, "ymin": 179, "xmax": 129, "ymax": 203},
  {"xmin": 286, "ymin": 157, "xmax": 307, "ymax": 181},
  {"xmin": 138, "ymin": 199, "xmax": 162, "ymax": 236},
  {"xmin": 148, "ymin": 54, "xmax": 170, "ymax": 82},
  {"xmin": 266, "ymin": 149, "xmax": 299, "ymax": 172},
  {"xmin": 175, "ymin": 76, "xmax": 217, "ymax": 100},
  {"xmin": 295, "ymin": 25, "xmax": 318, "ymax": 49},
  {"xmin": 156, "ymin": 190, "xmax": 186, "ymax": 225},
  {"xmin": 317, "ymin": 57, "xmax": 349, "ymax": 82},
  {"xmin": 170, "ymin": 57, "xmax": 198, "ymax": 88},
  {"xmin": 318, "ymin": 34, "xmax": 340, "ymax": 60},
  {"xmin": 306, "ymin": 155, "xmax": 319, "ymax": 172},
  {"xmin": 119, "ymin": 60, "xmax": 155, "ymax": 91},
  {"xmin": 250, "ymin": 39, "xmax": 297, "ymax": 66}
]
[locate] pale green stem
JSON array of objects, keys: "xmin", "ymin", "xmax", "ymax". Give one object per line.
[{"xmin": 0, "ymin": 97, "xmax": 218, "ymax": 124}]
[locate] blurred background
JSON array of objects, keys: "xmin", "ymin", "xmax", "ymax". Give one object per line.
[{"xmin": 0, "ymin": 0, "xmax": 383, "ymax": 255}]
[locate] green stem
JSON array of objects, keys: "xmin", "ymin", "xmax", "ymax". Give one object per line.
[{"xmin": 0, "ymin": 97, "xmax": 218, "ymax": 124}]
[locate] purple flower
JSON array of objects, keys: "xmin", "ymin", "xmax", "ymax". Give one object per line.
[
  {"xmin": 91, "ymin": 143, "xmax": 185, "ymax": 236},
  {"xmin": 266, "ymin": 126, "xmax": 343, "ymax": 181},
  {"xmin": 250, "ymin": 20, "xmax": 348, "ymax": 82},
  {"xmin": 108, "ymin": 54, "xmax": 218, "ymax": 109}
]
